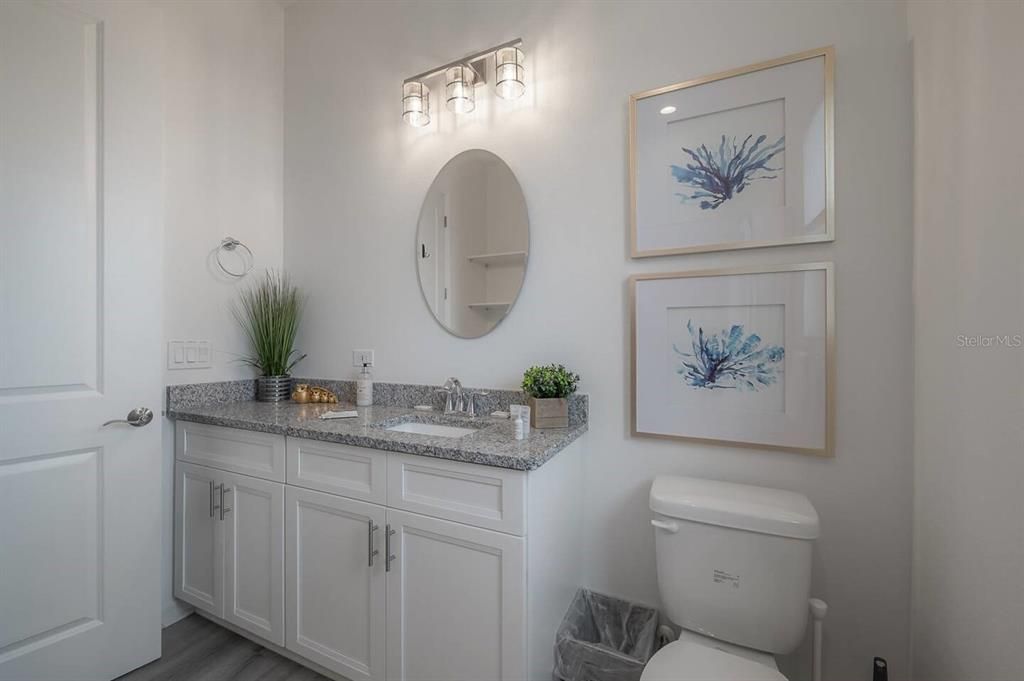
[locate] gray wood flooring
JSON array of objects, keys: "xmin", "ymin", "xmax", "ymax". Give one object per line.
[{"xmin": 116, "ymin": 614, "xmax": 329, "ymax": 681}]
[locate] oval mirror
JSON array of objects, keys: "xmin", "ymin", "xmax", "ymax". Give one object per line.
[{"xmin": 416, "ymin": 150, "xmax": 529, "ymax": 338}]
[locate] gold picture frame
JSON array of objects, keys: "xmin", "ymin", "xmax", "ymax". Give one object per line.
[
  {"xmin": 630, "ymin": 262, "xmax": 835, "ymax": 457},
  {"xmin": 629, "ymin": 46, "xmax": 835, "ymax": 258}
]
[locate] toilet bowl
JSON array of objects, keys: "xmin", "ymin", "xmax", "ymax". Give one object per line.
[
  {"xmin": 643, "ymin": 475, "xmax": 820, "ymax": 681},
  {"xmin": 640, "ymin": 631, "xmax": 785, "ymax": 681}
]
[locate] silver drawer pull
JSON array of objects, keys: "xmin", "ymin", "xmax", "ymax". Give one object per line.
[
  {"xmin": 368, "ymin": 521, "xmax": 380, "ymax": 567},
  {"xmin": 385, "ymin": 525, "xmax": 396, "ymax": 572},
  {"xmin": 219, "ymin": 486, "xmax": 233, "ymax": 521}
]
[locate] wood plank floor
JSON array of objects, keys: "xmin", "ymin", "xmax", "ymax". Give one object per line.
[{"xmin": 116, "ymin": 614, "xmax": 330, "ymax": 681}]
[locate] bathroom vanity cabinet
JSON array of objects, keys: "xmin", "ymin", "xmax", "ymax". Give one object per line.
[{"xmin": 173, "ymin": 421, "xmax": 583, "ymax": 681}]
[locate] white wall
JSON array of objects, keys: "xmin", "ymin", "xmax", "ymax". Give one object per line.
[
  {"xmin": 908, "ymin": 2, "xmax": 1024, "ymax": 679},
  {"xmin": 160, "ymin": 0, "xmax": 284, "ymax": 624},
  {"xmin": 283, "ymin": 2, "xmax": 914, "ymax": 679}
]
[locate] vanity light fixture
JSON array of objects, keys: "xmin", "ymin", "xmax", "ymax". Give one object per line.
[
  {"xmin": 402, "ymin": 81, "xmax": 431, "ymax": 127},
  {"xmin": 494, "ymin": 46, "xmax": 525, "ymax": 100},
  {"xmin": 402, "ymin": 38, "xmax": 524, "ymax": 127},
  {"xmin": 445, "ymin": 65, "xmax": 476, "ymax": 114}
]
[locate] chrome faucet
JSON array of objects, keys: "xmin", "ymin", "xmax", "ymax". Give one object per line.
[
  {"xmin": 436, "ymin": 377, "xmax": 488, "ymax": 416},
  {"xmin": 438, "ymin": 377, "xmax": 463, "ymax": 414}
]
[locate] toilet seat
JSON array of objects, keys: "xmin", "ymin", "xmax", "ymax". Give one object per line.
[{"xmin": 640, "ymin": 640, "xmax": 788, "ymax": 681}]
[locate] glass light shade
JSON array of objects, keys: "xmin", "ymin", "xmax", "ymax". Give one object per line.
[
  {"xmin": 494, "ymin": 47, "xmax": 525, "ymax": 100},
  {"xmin": 402, "ymin": 81, "xmax": 431, "ymax": 127},
  {"xmin": 445, "ymin": 65, "xmax": 476, "ymax": 114}
]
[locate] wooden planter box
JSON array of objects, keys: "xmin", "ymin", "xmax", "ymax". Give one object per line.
[{"xmin": 528, "ymin": 396, "xmax": 569, "ymax": 429}]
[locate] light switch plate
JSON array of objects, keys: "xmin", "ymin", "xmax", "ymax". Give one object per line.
[
  {"xmin": 168, "ymin": 340, "xmax": 212, "ymax": 370},
  {"xmin": 352, "ymin": 349, "xmax": 374, "ymax": 367}
]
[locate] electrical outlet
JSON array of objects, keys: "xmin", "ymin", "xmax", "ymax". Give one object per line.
[{"xmin": 352, "ymin": 349, "xmax": 375, "ymax": 367}]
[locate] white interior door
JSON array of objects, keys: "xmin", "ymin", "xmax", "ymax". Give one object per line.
[
  {"xmin": 416, "ymin": 189, "xmax": 449, "ymax": 326},
  {"xmin": 440, "ymin": 195, "xmax": 451, "ymax": 326},
  {"xmin": 0, "ymin": 1, "xmax": 164, "ymax": 679}
]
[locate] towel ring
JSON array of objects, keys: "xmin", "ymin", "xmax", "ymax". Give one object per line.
[{"xmin": 217, "ymin": 237, "xmax": 254, "ymax": 278}]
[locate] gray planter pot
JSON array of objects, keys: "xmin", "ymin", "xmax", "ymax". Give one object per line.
[{"xmin": 257, "ymin": 375, "xmax": 292, "ymax": 403}]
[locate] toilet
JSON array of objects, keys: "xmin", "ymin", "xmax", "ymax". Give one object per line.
[{"xmin": 641, "ymin": 476, "xmax": 820, "ymax": 681}]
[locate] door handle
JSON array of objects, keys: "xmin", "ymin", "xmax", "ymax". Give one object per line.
[
  {"xmin": 385, "ymin": 524, "xmax": 396, "ymax": 572},
  {"xmin": 368, "ymin": 520, "xmax": 380, "ymax": 567},
  {"xmin": 209, "ymin": 480, "xmax": 216, "ymax": 518},
  {"xmin": 102, "ymin": 407, "xmax": 154, "ymax": 428}
]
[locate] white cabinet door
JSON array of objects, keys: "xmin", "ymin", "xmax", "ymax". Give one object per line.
[
  {"xmin": 286, "ymin": 487, "xmax": 386, "ymax": 681},
  {"xmin": 386, "ymin": 509, "xmax": 525, "ymax": 681},
  {"xmin": 173, "ymin": 463, "xmax": 222, "ymax": 616},
  {"xmin": 221, "ymin": 470, "xmax": 285, "ymax": 646}
]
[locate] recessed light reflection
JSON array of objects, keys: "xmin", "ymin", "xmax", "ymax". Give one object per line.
[{"xmin": 660, "ymin": 106, "xmax": 677, "ymax": 115}]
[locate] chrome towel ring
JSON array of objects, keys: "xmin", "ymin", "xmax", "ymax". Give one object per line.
[{"xmin": 217, "ymin": 237, "xmax": 254, "ymax": 278}]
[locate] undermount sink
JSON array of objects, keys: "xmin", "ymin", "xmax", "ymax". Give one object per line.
[{"xmin": 386, "ymin": 421, "xmax": 478, "ymax": 438}]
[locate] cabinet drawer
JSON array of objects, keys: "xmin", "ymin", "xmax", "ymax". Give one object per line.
[
  {"xmin": 387, "ymin": 454, "xmax": 525, "ymax": 535},
  {"xmin": 286, "ymin": 437, "xmax": 387, "ymax": 504},
  {"xmin": 176, "ymin": 421, "xmax": 286, "ymax": 482}
]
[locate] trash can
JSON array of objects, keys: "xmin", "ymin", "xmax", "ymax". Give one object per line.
[{"xmin": 553, "ymin": 588, "xmax": 660, "ymax": 681}]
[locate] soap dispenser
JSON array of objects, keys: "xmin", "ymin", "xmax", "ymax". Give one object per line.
[{"xmin": 356, "ymin": 363, "xmax": 373, "ymax": 407}]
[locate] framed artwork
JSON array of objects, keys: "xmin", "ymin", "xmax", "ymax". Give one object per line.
[
  {"xmin": 630, "ymin": 47, "xmax": 834, "ymax": 257},
  {"xmin": 630, "ymin": 263, "xmax": 834, "ymax": 456}
]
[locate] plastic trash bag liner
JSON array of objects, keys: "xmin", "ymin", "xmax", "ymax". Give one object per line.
[{"xmin": 553, "ymin": 588, "xmax": 659, "ymax": 681}]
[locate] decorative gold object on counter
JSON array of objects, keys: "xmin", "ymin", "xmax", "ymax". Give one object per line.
[{"xmin": 291, "ymin": 384, "xmax": 338, "ymax": 404}]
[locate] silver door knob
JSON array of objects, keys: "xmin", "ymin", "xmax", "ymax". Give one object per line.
[{"xmin": 102, "ymin": 407, "xmax": 154, "ymax": 428}]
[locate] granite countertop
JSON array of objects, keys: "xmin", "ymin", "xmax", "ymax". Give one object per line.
[{"xmin": 168, "ymin": 399, "xmax": 587, "ymax": 471}]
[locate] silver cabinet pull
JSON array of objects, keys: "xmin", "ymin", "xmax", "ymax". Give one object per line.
[
  {"xmin": 209, "ymin": 480, "xmax": 216, "ymax": 518},
  {"xmin": 219, "ymin": 486, "xmax": 233, "ymax": 521},
  {"xmin": 385, "ymin": 524, "xmax": 396, "ymax": 572},
  {"xmin": 368, "ymin": 521, "xmax": 380, "ymax": 567},
  {"xmin": 102, "ymin": 407, "xmax": 154, "ymax": 428},
  {"xmin": 213, "ymin": 483, "xmax": 223, "ymax": 518}
]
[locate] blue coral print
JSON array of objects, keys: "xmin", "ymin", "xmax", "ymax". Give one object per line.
[
  {"xmin": 674, "ymin": 320, "xmax": 784, "ymax": 390},
  {"xmin": 670, "ymin": 134, "xmax": 785, "ymax": 210}
]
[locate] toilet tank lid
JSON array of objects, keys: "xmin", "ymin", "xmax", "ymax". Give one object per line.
[{"xmin": 650, "ymin": 476, "xmax": 819, "ymax": 539}]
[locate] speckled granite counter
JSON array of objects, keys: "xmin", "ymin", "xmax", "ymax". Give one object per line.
[{"xmin": 167, "ymin": 383, "xmax": 587, "ymax": 471}]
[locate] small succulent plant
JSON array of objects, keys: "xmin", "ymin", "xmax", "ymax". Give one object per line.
[{"xmin": 522, "ymin": 364, "xmax": 581, "ymax": 399}]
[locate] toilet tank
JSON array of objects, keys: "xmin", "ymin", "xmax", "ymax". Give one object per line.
[{"xmin": 649, "ymin": 476, "xmax": 819, "ymax": 655}]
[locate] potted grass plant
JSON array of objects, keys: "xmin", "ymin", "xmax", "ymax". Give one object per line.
[
  {"xmin": 521, "ymin": 363, "xmax": 580, "ymax": 429},
  {"xmin": 232, "ymin": 270, "xmax": 307, "ymax": 402}
]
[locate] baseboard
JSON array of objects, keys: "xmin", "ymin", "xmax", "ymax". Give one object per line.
[
  {"xmin": 192, "ymin": 610, "xmax": 350, "ymax": 681},
  {"xmin": 161, "ymin": 601, "xmax": 194, "ymax": 628}
]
